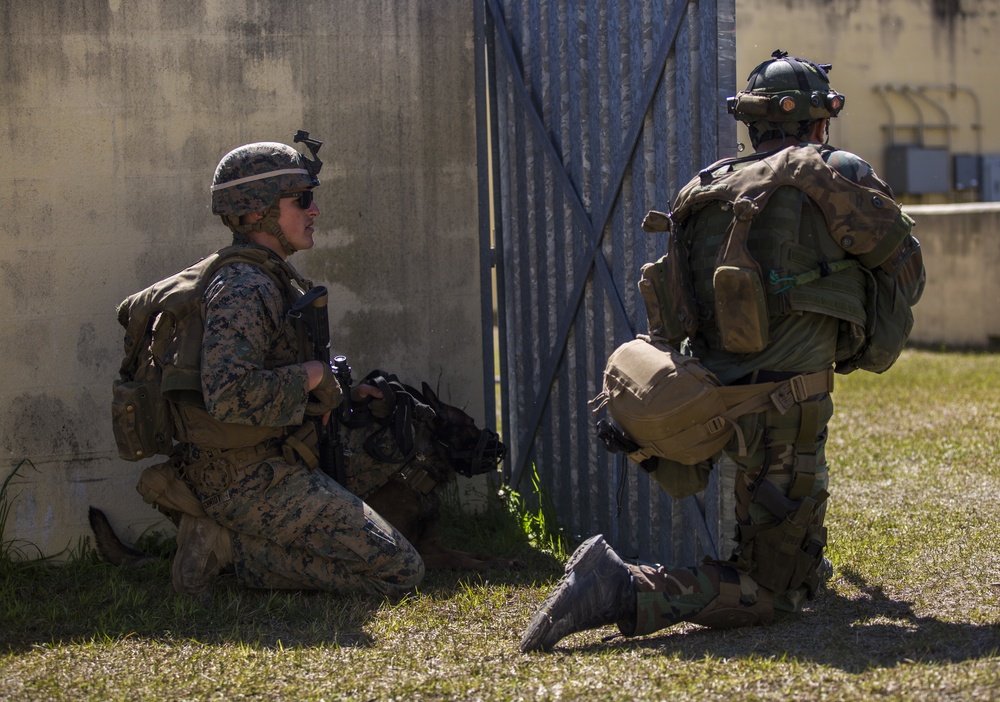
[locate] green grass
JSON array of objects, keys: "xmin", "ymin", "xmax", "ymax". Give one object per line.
[{"xmin": 2, "ymin": 349, "xmax": 999, "ymax": 700}]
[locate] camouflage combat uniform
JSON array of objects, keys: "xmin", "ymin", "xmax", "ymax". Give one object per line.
[
  {"xmin": 627, "ymin": 145, "xmax": 925, "ymax": 634},
  {"xmin": 181, "ymin": 257, "xmax": 424, "ymax": 596}
]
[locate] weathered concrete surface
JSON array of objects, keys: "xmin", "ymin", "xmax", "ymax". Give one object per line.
[
  {"xmin": 0, "ymin": 1, "xmax": 483, "ymax": 556},
  {"xmin": 906, "ymin": 204, "xmax": 1000, "ymax": 349}
]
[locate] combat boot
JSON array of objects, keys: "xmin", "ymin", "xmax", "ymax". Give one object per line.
[
  {"xmin": 171, "ymin": 514, "xmax": 233, "ymax": 606},
  {"xmin": 520, "ymin": 534, "xmax": 636, "ymax": 652}
]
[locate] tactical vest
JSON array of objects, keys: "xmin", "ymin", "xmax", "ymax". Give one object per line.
[
  {"xmin": 112, "ymin": 244, "xmax": 312, "ymax": 460},
  {"xmin": 643, "ymin": 144, "xmax": 915, "ymax": 361}
]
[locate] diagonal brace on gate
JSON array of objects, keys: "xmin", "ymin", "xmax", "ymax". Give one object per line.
[{"xmin": 486, "ymin": 0, "xmax": 693, "ymax": 489}]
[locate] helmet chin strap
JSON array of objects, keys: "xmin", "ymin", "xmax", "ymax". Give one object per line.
[{"xmin": 221, "ymin": 204, "xmax": 298, "ymax": 256}]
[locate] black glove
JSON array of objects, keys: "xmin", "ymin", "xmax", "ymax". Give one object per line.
[{"xmin": 305, "ymin": 363, "xmax": 344, "ymax": 416}]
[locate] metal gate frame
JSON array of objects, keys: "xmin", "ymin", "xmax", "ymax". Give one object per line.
[{"xmin": 475, "ymin": 0, "xmax": 736, "ymax": 565}]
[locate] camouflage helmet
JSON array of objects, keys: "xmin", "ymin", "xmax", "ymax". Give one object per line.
[
  {"xmin": 727, "ymin": 50, "xmax": 845, "ymax": 125},
  {"xmin": 211, "ymin": 132, "xmax": 322, "ymax": 216}
]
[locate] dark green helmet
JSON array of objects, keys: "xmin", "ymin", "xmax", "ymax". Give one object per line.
[
  {"xmin": 727, "ymin": 50, "xmax": 845, "ymax": 124},
  {"xmin": 211, "ymin": 132, "xmax": 323, "ymax": 216}
]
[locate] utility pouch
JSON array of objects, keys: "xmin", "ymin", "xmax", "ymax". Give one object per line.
[
  {"xmin": 639, "ymin": 211, "xmax": 698, "ymax": 345},
  {"xmin": 136, "ymin": 456, "xmax": 206, "ymax": 519},
  {"xmin": 111, "ymin": 380, "xmax": 174, "ymax": 461},
  {"xmin": 748, "ymin": 494, "xmax": 827, "ymax": 594},
  {"xmin": 639, "ymin": 258, "xmax": 687, "ymax": 346},
  {"xmin": 713, "ymin": 265, "xmax": 769, "ymax": 353}
]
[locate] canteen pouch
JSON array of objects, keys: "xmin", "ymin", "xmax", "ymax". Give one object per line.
[{"xmin": 713, "ymin": 265, "xmax": 769, "ymax": 353}]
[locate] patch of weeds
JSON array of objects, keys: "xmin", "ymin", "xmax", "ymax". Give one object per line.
[
  {"xmin": 497, "ymin": 463, "xmax": 569, "ymax": 558},
  {"xmin": 0, "ymin": 460, "xmax": 44, "ymax": 563}
]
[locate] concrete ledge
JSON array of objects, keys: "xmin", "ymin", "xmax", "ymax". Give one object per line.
[{"xmin": 906, "ymin": 205, "xmax": 1000, "ymax": 349}]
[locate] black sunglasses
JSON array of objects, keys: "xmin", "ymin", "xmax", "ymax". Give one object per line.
[{"xmin": 281, "ymin": 190, "xmax": 314, "ymax": 209}]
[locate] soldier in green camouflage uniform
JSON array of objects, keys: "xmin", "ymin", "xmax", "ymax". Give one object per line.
[
  {"xmin": 521, "ymin": 52, "xmax": 926, "ymax": 651},
  {"xmin": 170, "ymin": 135, "xmax": 424, "ymax": 602}
]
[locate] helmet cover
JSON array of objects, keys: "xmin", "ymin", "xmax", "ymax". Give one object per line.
[
  {"xmin": 727, "ymin": 50, "xmax": 845, "ymax": 125},
  {"xmin": 211, "ymin": 141, "xmax": 321, "ymax": 216}
]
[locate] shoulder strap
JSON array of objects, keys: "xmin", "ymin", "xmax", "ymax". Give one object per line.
[{"xmin": 115, "ymin": 245, "xmax": 307, "ymax": 381}]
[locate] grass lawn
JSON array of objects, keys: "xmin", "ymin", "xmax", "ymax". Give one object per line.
[{"xmin": 1, "ymin": 349, "xmax": 998, "ymax": 701}]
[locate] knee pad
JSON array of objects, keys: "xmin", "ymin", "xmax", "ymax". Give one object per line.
[{"xmin": 688, "ymin": 567, "xmax": 774, "ymax": 629}]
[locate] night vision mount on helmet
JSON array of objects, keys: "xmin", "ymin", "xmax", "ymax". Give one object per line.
[{"xmin": 727, "ymin": 50, "xmax": 845, "ymax": 125}]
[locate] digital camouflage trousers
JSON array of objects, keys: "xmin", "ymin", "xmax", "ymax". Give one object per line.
[{"xmin": 187, "ymin": 447, "xmax": 424, "ymax": 597}]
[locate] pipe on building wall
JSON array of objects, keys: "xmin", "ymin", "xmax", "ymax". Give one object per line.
[
  {"xmin": 918, "ymin": 84, "xmax": 982, "ymax": 155},
  {"xmin": 876, "ymin": 83, "xmax": 979, "ymax": 152}
]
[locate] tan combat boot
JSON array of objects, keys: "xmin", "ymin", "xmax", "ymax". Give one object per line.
[{"xmin": 171, "ymin": 514, "xmax": 233, "ymax": 605}]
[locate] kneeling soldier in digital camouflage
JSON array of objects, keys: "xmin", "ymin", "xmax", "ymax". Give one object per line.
[
  {"xmin": 117, "ymin": 133, "xmax": 424, "ymax": 602},
  {"xmin": 521, "ymin": 52, "xmax": 925, "ymax": 651}
]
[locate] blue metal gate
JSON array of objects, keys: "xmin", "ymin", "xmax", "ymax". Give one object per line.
[{"xmin": 474, "ymin": 0, "xmax": 736, "ymax": 565}]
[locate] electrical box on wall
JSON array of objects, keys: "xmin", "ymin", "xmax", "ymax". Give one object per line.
[
  {"xmin": 884, "ymin": 145, "xmax": 950, "ymax": 195},
  {"xmin": 980, "ymin": 155, "xmax": 1000, "ymax": 202},
  {"xmin": 953, "ymin": 154, "xmax": 981, "ymax": 191}
]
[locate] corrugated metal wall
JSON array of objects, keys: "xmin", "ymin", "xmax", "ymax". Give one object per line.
[{"xmin": 476, "ymin": 0, "xmax": 737, "ymax": 565}]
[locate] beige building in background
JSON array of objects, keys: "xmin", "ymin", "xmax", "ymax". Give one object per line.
[{"xmin": 736, "ymin": 0, "xmax": 1000, "ymax": 204}]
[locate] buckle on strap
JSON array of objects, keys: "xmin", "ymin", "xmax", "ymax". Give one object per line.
[
  {"xmin": 397, "ymin": 463, "xmax": 437, "ymax": 495},
  {"xmin": 769, "ymin": 369, "xmax": 834, "ymax": 414}
]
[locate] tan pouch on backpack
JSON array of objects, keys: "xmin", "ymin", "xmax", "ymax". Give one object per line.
[
  {"xmin": 136, "ymin": 458, "xmax": 207, "ymax": 518},
  {"xmin": 713, "ymin": 265, "xmax": 769, "ymax": 353},
  {"xmin": 594, "ymin": 335, "xmax": 834, "ymax": 467},
  {"xmin": 713, "ymin": 198, "xmax": 769, "ymax": 353}
]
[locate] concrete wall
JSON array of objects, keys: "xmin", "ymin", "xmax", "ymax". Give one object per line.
[
  {"xmin": 736, "ymin": 0, "xmax": 1000, "ymax": 203},
  {"xmin": 0, "ymin": 1, "xmax": 484, "ymax": 556},
  {"xmin": 906, "ymin": 204, "xmax": 1000, "ymax": 348}
]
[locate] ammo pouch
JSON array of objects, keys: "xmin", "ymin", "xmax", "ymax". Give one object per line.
[{"xmin": 112, "ymin": 379, "xmax": 174, "ymax": 461}]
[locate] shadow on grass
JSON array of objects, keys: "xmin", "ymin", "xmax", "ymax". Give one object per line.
[
  {"xmin": 0, "ymin": 498, "xmax": 563, "ymax": 656},
  {"xmin": 0, "ymin": 554, "xmax": 388, "ymax": 654},
  {"xmin": 570, "ymin": 567, "xmax": 1000, "ymax": 672}
]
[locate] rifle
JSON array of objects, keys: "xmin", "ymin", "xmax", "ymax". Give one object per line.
[{"xmin": 289, "ymin": 285, "xmax": 350, "ymax": 484}]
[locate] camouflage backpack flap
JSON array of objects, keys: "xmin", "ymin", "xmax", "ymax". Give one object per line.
[{"xmin": 672, "ymin": 144, "xmax": 907, "ymax": 268}]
